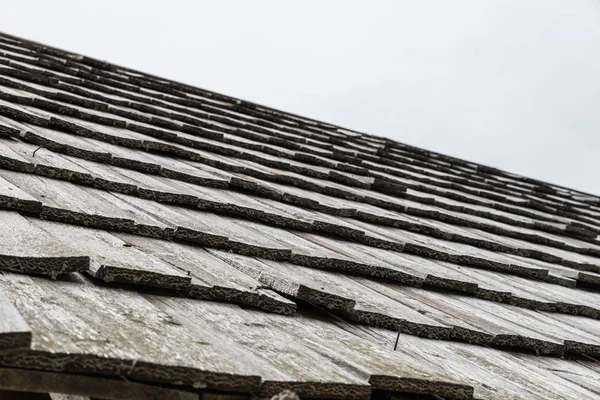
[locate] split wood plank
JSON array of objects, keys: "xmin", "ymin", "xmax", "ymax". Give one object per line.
[
  {"xmin": 149, "ymin": 295, "xmax": 472, "ymax": 399},
  {"xmin": 0, "ymin": 272, "xmax": 262, "ymax": 393},
  {"xmin": 360, "ymin": 325, "xmax": 598, "ymax": 400},
  {"xmin": 211, "ymin": 250, "xmax": 451, "ymax": 339},
  {"xmin": 114, "ymin": 233, "xmax": 296, "ymax": 315}
]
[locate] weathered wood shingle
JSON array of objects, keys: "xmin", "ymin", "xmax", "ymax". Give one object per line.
[{"xmin": 1, "ymin": 30, "xmax": 600, "ymax": 400}]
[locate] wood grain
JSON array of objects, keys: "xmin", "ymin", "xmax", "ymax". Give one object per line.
[
  {"xmin": 0, "ymin": 288, "xmax": 30, "ymax": 350},
  {"xmin": 2, "ymin": 31, "xmax": 600, "ymax": 400},
  {"xmin": 0, "ymin": 210, "xmax": 89, "ymax": 277}
]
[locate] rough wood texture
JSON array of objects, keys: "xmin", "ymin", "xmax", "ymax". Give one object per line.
[
  {"xmin": 0, "ymin": 273, "xmax": 262, "ymax": 394},
  {"xmin": 0, "ymin": 288, "xmax": 31, "ymax": 350},
  {"xmin": 148, "ymin": 296, "xmax": 472, "ymax": 400},
  {"xmin": 29, "ymin": 220, "xmax": 192, "ymax": 290},
  {"xmin": 0, "ymin": 210, "xmax": 89, "ymax": 277},
  {"xmin": 113, "ymin": 233, "xmax": 296, "ymax": 314},
  {"xmin": 0, "ymin": 175, "xmax": 40, "ymax": 213},
  {"xmin": 2, "ymin": 31, "xmax": 600, "ymax": 400}
]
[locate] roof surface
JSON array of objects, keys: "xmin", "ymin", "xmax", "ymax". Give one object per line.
[{"xmin": 0, "ymin": 31, "xmax": 600, "ymax": 400}]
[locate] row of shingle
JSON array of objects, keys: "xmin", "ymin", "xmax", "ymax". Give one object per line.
[
  {"xmin": 1, "ymin": 51, "xmax": 597, "ymax": 246},
  {"xmin": 1, "ymin": 102, "xmax": 600, "ymax": 281},
  {"xmin": 0, "ymin": 120, "xmax": 590, "ymax": 288},
  {"xmin": 4, "ymin": 132, "xmax": 600, "ymax": 327},
  {"xmin": 3, "ymin": 199, "xmax": 600, "ymax": 361},
  {"xmin": 379, "ymin": 141, "xmax": 600, "ymax": 224},
  {"xmin": 4, "ymin": 31, "xmax": 596, "ymax": 227},
  {"xmin": 1, "ymin": 44, "xmax": 598, "ymax": 235}
]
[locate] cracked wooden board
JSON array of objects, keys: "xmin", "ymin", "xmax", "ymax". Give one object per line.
[
  {"xmin": 210, "ymin": 250, "xmax": 358, "ymax": 312},
  {"xmin": 394, "ymin": 291, "xmax": 599, "ymax": 356},
  {"xmin": 0, "ymin": 136, "xmax": 34, "ymax": 173},
  {"xmin": 150, "ymin": 297, "xmax": 373, "ymax": 399},
  {"xmin": 0, "ymin": 136, "xmax": 95, "ymax": 182},
  {"xmin": 284, "ymin": 311, "xmax": 474, "ymax": 399},
  {"xmin": 46, "ymin": 124, "xmax": 227, "ymax": 188},
  {"xmin": 3, "ymin": 32, "xmax": 600, "ymax": 400},
  {"xmin": 0, "ymin": 169, "xmax": 159, "ymax": 233},
  {"xmin": 541, "ymin": 312, "xmax": 600, "ymax": 355},
  {"xmin": 521, "ymin": 357, "xmax": 600, "ymax": 397},
  {"xmin": 107, "ymin": 194, "xmax": 245, "ymax": 248},
  {"xmin": 342, "ymin": 218, "xmax": 557, "ymax": 278},
  {"xmin": 0, "ymin": 272, "xmax": 262, "ymax": 393},
  {"xmin": 211, "ymin": 250, "xmax": 455, "ymax": 340},
  {"xmin": 211, "ymin": 250, "xmax": 600, "ymax": 356},
  {"xmin": 352, "ymin": 325, "xmax": 599, "ymax": 400},
  {"xmin": 452, "ymin": 267, "xmax": 600, "ymax": 317},
  {"xmin": 231, "ymin": 223, "xmax": 423, "ymax": 285},
  {"xmin": 148, "ymin": 296, "xmax": 473, "ymax": 399},
  {"xmin": 297, "ymin": 233, "xmax": 486, "ymax": 290},
  {"xmin": 113, "ymin": 233, "xmax": 296, "ymax": 315}
]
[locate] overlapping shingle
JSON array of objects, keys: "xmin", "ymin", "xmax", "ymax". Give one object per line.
[{"xmin": 1, "ymin": 31, "xmax": 600, "ymax": 399}]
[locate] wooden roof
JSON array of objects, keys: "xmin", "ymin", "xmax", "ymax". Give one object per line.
[{"xmin": 0, "ymin": 31, "xmax": 600, "ymax": 399}]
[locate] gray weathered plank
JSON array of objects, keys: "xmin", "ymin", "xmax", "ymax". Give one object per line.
[
  {"xmin": 0, "ymin": 272, "xmax": 262, "ymax": 393},
  {"xmin": 148, "ymin": 295, "xmax": 472, "ymax": 399},
  {"xmin": 0, "ymin": 210, "xmax": 89, "ymax": 277},
  {"xmin": 0, "ymin": 175, "xmax": 41, "ymax": 213},
  {"xmin": 29, "ymin": 219, "xmax": 192, "ymax": 290},
  {"xmin": 113, "ymin": 233, "xmax": 296, "ymax": 315},
  {"xmin": 357, "ymin": 325, "xmax": 598, "ymax": 400},
  {"xmin": 0, "ymin": 288, "xmax": 31, "ymax": 351},
  {"xmin": 4, "ymin": 34, "xmax": 600, "ymax": 400}
]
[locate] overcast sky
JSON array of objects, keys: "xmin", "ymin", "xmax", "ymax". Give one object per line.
[{"xmin": 1, "ymin": 1, "xmax": 600, "ymax": 193}]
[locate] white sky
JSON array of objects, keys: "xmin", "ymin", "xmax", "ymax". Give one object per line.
[{"xmin": 1, "ymin": 0, "xmax": 600, "ymax": 193}]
